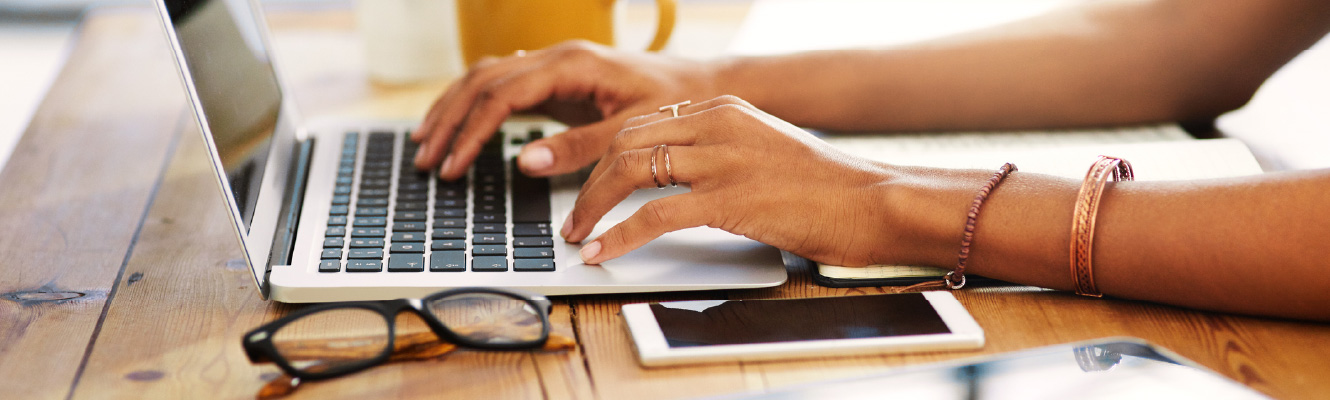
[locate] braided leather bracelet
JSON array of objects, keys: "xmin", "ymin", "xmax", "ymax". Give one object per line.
[{"xmin": 1069, "ymin": 156, "xmax": 1134, "ymax": 297}]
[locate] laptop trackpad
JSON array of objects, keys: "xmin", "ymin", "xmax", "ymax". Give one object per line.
[{"xmin": 554, "ymin": 185, "xmax": 786, "ymax": 283}]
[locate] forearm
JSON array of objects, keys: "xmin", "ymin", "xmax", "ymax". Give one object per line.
[
  {"xmin": 884, "ymin": 167, "xmax": 1330, "ymax": 321},
  {"xmin": 711, "ymin": 0, "xmax": 1330, "ymax": 132}
]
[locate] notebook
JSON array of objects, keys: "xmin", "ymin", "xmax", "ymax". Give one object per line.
[
  {"xmin": 154, "ymin": 0, "xmax": 787, "ymax": 302},
  {"xmin": 813, "ymin": 129, "xmax": 1264, "ymax": 287}
]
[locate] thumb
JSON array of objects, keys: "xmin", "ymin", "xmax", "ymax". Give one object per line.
[{"xmin": 517, "ymin": 118, "xmax": 623, "ymax": 177}]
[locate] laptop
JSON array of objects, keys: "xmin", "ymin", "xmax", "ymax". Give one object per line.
[{"xmin": 153, "ymin": 0, "xmax": 787, "ymax": 302}]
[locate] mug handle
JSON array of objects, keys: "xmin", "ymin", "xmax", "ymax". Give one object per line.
[{"xmin": 646, "ymin": 0, "xmax": 677, "ymax": 52}]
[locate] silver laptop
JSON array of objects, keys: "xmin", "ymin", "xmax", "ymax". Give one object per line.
[{"xmin": 154, "ymin": 0, "xmax": 786, "ymax": 302}]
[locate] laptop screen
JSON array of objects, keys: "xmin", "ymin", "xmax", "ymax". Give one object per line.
[{"xmin": 162, "ymin": 0, "xmax": 283, "ymax": 231}]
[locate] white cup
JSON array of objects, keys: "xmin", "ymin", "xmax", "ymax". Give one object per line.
[{"xmin": 356, "ymin": 0, "xmax": 463, "ymax": 84}]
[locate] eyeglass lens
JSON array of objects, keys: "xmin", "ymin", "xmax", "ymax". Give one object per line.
[
  {"xmin": 270, "ymin": 308, "xmax": 390, "ymax": 374},
  {"xmin": 426, "ymin": 292, "xmax": 544, "ymax": 346}
]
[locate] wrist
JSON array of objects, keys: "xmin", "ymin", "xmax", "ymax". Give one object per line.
[
  {"xmin": 705, "ymin": 56, "xmax": 767, "ymax": 108},
  {"xmin": 872, "ymin": 165, "xmax": 995, "ymax": 268}
]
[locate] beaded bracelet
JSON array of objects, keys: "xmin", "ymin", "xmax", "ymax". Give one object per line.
[
  {"xmin": 902, "ymin": 163, "xmax": 1018, "ymax": 292},
  {"xmin": 947, "ymin": 162, "xmax": 1019, "ymax": 289},
  {"xmin": 1069, "ymin": 156, "xmax": 1134, "ymax": 297}
]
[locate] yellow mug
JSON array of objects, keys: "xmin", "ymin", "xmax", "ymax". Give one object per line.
[{"xmin": 456, "ymin": 0, "xmax": 677, "ymax": 66}]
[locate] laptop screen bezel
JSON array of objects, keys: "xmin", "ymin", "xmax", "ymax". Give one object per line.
[{"xmin": 154, "ymin": 0, "xmax": 304, "ymax": 299}]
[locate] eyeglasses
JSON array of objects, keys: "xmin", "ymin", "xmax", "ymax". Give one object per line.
[{"xmin": 242, "ymin": 287, "xmax": 553, "ymax": 382}]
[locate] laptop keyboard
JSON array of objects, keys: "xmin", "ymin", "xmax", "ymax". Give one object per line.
[{"xmin": 320, "ymin": 131, "xmax": 556, "ymax": 273}]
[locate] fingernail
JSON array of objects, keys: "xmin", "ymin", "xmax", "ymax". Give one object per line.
[
  {"xmin": 580, "ymin": 241, "xmax": 602, "ymax": 264},
  {"xmin": 439, "ymin": 156, "xmax": 455, "ymax": 178},
  {"xmin": 560, "ymin": 213, "xmax": 574, "ymax": 239},
  {"xmin": 519, "ymin": 145, "xmax": 554, "ymax": 172},
  {"xmin": 414, "ymin": 146, "xmax": 427, "ymax": 164}
]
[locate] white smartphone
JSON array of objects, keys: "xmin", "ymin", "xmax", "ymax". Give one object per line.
[{"xmin": 622, "ymin": 292, "xmax": 984, "ymax": 367}]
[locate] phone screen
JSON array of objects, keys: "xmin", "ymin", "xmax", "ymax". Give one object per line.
[{"xmin": 649, "ymin": 293, "xmax": 951, "ymax": 348}]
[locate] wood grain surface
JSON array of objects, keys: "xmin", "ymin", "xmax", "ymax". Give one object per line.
[{"xmin": 2, "ymin": 4, "xmax": 1328, "ymax": 400}]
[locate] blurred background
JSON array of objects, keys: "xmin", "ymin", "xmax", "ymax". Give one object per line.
[
  {"xmin": 1, "ymin": 0, "xmax": 1326, "ymax": 173},
  {"xmin": 0, "ymin": 0, "xmax": 338, "ymax": 171}
]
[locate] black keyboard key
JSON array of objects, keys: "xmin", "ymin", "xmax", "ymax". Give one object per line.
[
  {"xmin": 360, "ymin": 188, "xmax": 390, "ymax": 197},
  {"xmin": 515, "ymin": 247, "xmax": 555, "ymax": 259},
  {"xmin": 431, "ymin": 240, "xmax": 466, "ymax": 251},
  {"xmin": 323, "ymin": 237, "xmax": 345, "ymax": 248},
  {"xmin": 434, "ymin": 219, "xmax": 465, "ymax": 228},
  {"xmin": 477, "ymin": 183, "xmax": 505, "ymax": 195},
  {"xmin": 436, "ymin": 199, "xmax": 465, "ymax": 209},
  {"xmin": 473, "ymin": 234, "xmax": 506, "ymax": 245},
  {"xmin": 319, "ymin": 260, "xmax": 341, "ymax": 272},
  {"xmin": 354, "ymin": 217, "xmax": 387, "ymax": 227},
  {"xmin": 328, "ymin": 216, "xmax": 348, "ymax": 226},
  {"xmin": 356, "ymin": 207, "xmax": 388, "ymax": 216},
  {"xmin": 389, "ymin": 254, "xmax": 426, "ymax": 272},
  {"xmin": 358, "ymin": 198, "xmax": 389, "ymax": 207},
  {"xmin": 361, "ymin": 178, "xmax": 391, "ymax": 188},
  {"xmin": 514, "ymin": 237, "xmax": 554, "ymax": 247},
  {"xmin": 395, "ymin": 211, "xmax": 427, "ymax": 221},
  {"xmin": 396, "ymin": 201, "xmax": 427, "ymax": 211},
  {"xmin": 472, "ymin": 245, "xmax": 507, "ymax": 255},
  {"xmin": 332, "ymin": 195, "xmax": 350, "ymax": 205},
  {"xmin": 397, "ymin": 192, "xmax": 428, "ymax": 202},
  {"xmin": 473, "ymin": 223, "xmax": 505, "ymax": 234},
  {"xmin": 475, "ymin": 202, "xmax": 504, "ymax": 214},
  {"xmin": 321, "ymin": 249, "xmax": 342, "ymax": 259},
  {"xmin": 514, "ymin": 259, "xmax": 555, "ymax": 272},
  {"xmin": 476, "ymin": 193, "xmax": 503, "ymax": 203},
  {"xmin": 399, "ymin": 182, "xmax": 429, "ymax": 192},
  {"xmin": 511, "ymin": 159, "xmax": 552, "ymax": 223},
  {"xmin": 349, "ymin": 238, "xmax": 385, "ymax": 248},
  {"xmin": 394, "ymin": 221, "xmax": 427, "ymax": 231},
  {"xmin": 390, "ymin": 242, "xmax": 425, "ymax": 253},
  {"xmin": 351, "ymin": 227, "xmax": 386, "ymax": 237},
  {"xmin": 334, "ymin": 185, "xmax": 352, "ymax": 195},
  {"xmin": 432, "ymin": 228, "xmax": 465, "ymax": 240},
  {"xmin": 346, "ymin": 260, "xmax": 383, "ymax": 272},
  {"xmin": 348, "ymin": 248, "xmax": 384, "ymax": 259},
  {"xmin": 362, "ymin": 170, "xmax": 392, "ymax": 179},
  {"xmin": 436, "ymin": 187, "xmax": 465, "ymax": 199},
  {"xmin": 472, "ymin": 256, "xmax": 508, "ymax": 272},
  {"xmin": 473, "ymin": 213, "xmax": 503, "ymax": 223},
  {"xmin": 392, "ymin": 232, "xmax": 426, "ymax": 242},
  {"xmin": 430, "ymin": 251, "xmax": 465, "ymax": 272},
  {"xmin": 436, "ymin": 209, "xmax": 466, "ymax": 219},
  {"xmin": 514, "ymin": 223, "xmax": 552, "ymax": 237},
  {"xmin": 326, "ymin": 226, "xmax": 346, "ymax": 236}
]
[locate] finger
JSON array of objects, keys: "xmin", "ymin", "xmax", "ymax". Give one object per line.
[
  {"xmin": 438, "ymin": 63, "xmax": 594, "ymax": 180},
  {"xmin": 578, "ymin": 194, "xmax": 709, "ymax": 265},
  {"xmin": 579, "ymin": 106, "xmax": 718, "ymax": 198},
  {"xmin": 564, "ymin": 146, "xmax": 708, "ymax": 243},
  {"xmin": 620, "ymin": 94, "xmax": 757, "ymax": 131},
  {"xmin": 413, "ymin": 52, "xmax": 545, "ymax": 170},
  {"xmin": 515, "ymin": 118, "xmax": 621, "ymax": 177}
]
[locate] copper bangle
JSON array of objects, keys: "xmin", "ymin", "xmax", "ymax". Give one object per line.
[{"xmin": 1069, "ymin": 156, "xmax": 1134, "ymax": 297}]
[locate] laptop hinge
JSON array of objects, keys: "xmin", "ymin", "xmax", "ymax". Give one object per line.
[{"xmin": 267, "ymin": 138, "xmax": 315, "ymax": 270}]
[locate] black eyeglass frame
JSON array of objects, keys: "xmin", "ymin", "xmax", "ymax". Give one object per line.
[{"xmin": 242, "ymin": 287, "xmax": 553, "ymax": 381}]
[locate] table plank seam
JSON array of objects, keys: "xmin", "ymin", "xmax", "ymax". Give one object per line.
[
  {"xmin": 567, "ymin": 300, "xmax": 600, "ymax": 400},
  {"xmin": 62, "ymin": 112, "xmax": 186, "ymax": 400}
]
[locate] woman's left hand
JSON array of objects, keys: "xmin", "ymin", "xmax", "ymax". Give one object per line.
[{"xmin": 562, "ymin": 95, "xmax": 933, "ymax": 267}]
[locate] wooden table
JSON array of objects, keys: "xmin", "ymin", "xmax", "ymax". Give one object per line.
[{"xmin": 3, "ymin": 5, "xmax": 1328, "ymax": 400}]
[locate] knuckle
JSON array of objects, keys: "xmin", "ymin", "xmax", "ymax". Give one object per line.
[
  {"xmin": 463, "ymin": 57, "xmax": 499, "ymax": 80},
  {"xmin": 623, "ymin": 115, "xmax": 651, "ymax": 129},
  {"xmin": 642, "ymin": 200, "xmax": 673, "ymax": 226},
  {"xmin": 713, "ymin": 94, "xmax": 745, "ymax": 105},
  {"xmin": 611, "ymin": 151, "xmax": 637, "ymax": 175}
]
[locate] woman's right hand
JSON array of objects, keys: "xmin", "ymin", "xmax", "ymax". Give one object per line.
[{"xmin": 411, "ymin": 40, "xmax": 720, "ymax": 181}]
